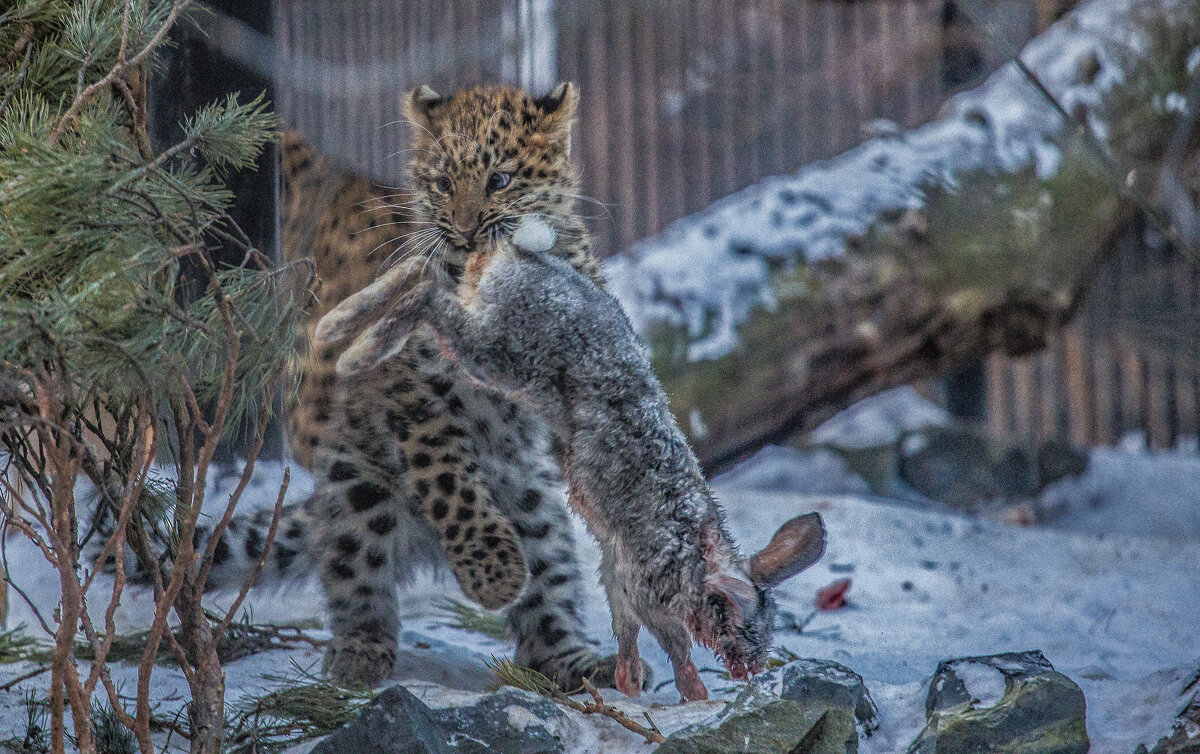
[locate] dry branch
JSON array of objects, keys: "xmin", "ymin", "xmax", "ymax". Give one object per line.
[{"xmin": 487, "ymin": 656, "xmax": 666, "ymax": 744}]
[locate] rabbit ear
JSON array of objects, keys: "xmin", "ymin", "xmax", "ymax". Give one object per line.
[
  {"xmin": 334, "ymin": 304, "xmax": 417, "ymax": 376},
  {"xmin": 747, "ymin": 513, "xmax": 826, "ymax": 588},
  {"xmin": 315, "ymin": 263, "xmax": 418, "ymax": 344}
]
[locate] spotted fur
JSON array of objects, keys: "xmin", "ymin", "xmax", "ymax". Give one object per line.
[
  {"xmin": 337, "ymin": 233, "xmax": 828, "ymax": 702},
  {"xmin": 203, "ymin": 84, "xmax": 635, "ymax": 691}
]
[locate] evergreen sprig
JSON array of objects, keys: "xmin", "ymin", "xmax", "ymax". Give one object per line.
[{"xmin": 0, "ymin": 0, "xmax": 306, "ymax": 456}]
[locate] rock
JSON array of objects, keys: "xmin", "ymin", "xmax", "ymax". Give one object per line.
[
  {"xmin": 658, "ymin": 685, "xmax": 857, "ymax": 754},
  {"xmin": 780, "ymin": 658, "xmax": 879, "ymax": 736},
  {"xmin": 1140, "ymin": 728, "xmax": 1200, "ymax": 754},
  {"xmin": 898, "ymin": 426, "xmax": 1088, "ymax": 514},
  {"xmin": 312, "ymin": 685, "xmax": 453, "ymax": 754},
  {"xmin": 312, "ymin": 685, "xmax": 567, "ymax": 754},
  {"xmin": 430, "ymin": 687, "xmax": 566, "ymax": 753},
  {"xmin": 908, "ymin": 650, "xmax": 1089, "ymax": 754},
  {"xmin": 1139, "ymin": 676, "xmax": 1200, "ymax": 754}
]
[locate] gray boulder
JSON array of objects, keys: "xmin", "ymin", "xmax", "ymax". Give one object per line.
[
  {"xmin": 658, "ymin": 685, "xmax": 857, "ymax": 754},
  {"xmin": 312, "ymin": 685, "xmax": 453, "ymax": 754},
  {"xmin": 780, "ymin": 658, "xmax": 879, "ymax": 736},
  {"xmin": 908, "ymin": 650, "xmax": 1089, "ymax": 754},
  {"xmin": 897, "ymin": 426, "xmax": 1088, "ymax": 514},
  {"xmin": 1138, "ymin": 675, "xmax": 1200, "ymax": 754},
  {"xmin": 312, "ymin": 685, "xmax": 567, "ymax": 754},
  {"xmin": 430, "ymin": 687, "xmax": 566, "ymax": 753}
]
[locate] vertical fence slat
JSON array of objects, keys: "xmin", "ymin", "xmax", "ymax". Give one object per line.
[
  {"xmin": 986, "ymin": 354, "xmax": 1010, "ymax": 437},
  {"xmin": 1061, "ymin": 329, "xmax": 1093, "ymax": 446},
  {"xmin": 1091, "ymin": 339, "xmax": 1117, "ymax": 446}
]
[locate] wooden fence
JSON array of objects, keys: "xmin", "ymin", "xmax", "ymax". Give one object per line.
[
  {"xmin": 983, "ymin": 222, "xmax": 1200, "ymax": 449},
  {"xmin": 273, "ymin": 0, "xmax": 1038, "ymax": 257}
]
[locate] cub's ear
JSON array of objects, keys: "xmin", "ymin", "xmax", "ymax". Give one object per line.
[
  {"xmin": 315, "ymin": 263, "xmax": 417, "ymax": 344},
  {"xmin": 535, "ymin": 82, "xmax": 578, "ymax": 117},
  {"xmin": 747, "ymin": 513, "xmax": 826, "ymax": 588},
  {"xmin": 534, "ymin": 82, "xmax": 578, "ymax": 145},
  {"xmin": 404, "ymin": 85, "xmax": 444, "ymax": 132}
]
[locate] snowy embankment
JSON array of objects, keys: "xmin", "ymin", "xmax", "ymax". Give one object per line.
[
  {"xmin": 3, "ymin": 442, "xmax": 1198, "ymax": 752},
  {"xmin": 605, "ymin": 0, "xmax": 1133, "ymax": 361}
]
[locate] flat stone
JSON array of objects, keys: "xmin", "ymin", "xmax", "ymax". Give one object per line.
[
  {"xmin": 430, "ymin": 687, "xmax": 566, "ymax": 753},
  {"xmin": 908, "ymin": 650, "xmax": 1089, "ymax": 754},
  {"xmin": 780, "ymin": 657, "xmax": 879, "ymax": 736},
  {"xmin": 658, "ymin": 685, "xmax": 857, "ymax": 754}
]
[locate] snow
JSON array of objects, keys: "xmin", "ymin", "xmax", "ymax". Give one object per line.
[
  {"xmin": 807, "ymin": 386, "xmax": 950, "ymax": 450},
  {"xmin": 946, "ymin": 661, "xmax": 1007, "ymax": 708},
  {"xmin": 711, "ymin": 445, "xmax": 871, "ymax": 496},
  {"xmin": 3, "ymin": 440, "xmax": 1197, "ymax": 751},
  {"xmin": 604, "ymin": 0, "xmax": 1142, "ymax": 361}
]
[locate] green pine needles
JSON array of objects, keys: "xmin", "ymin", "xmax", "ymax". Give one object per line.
[{"xmin": 1, "ymin": 1, "xmax": 300, "ymax": 442}]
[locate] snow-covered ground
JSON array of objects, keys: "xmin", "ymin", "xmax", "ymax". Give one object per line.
[{"xmin": 3, "ymin": 434, "xmax": 1197, "ymax": 751}]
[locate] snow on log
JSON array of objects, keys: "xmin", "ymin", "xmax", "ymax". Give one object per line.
[{"xmin": 605, "ymin": 0, "xmax": 1196, "ymax": 472}]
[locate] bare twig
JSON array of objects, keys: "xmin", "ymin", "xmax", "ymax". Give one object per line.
[
  {"xmin": 0, "ymin": 664, "xmax": 51, "ymax": 692},
  {"xmin": 214, "ymin": 467, "xmax": 288, "ymax": 642}
]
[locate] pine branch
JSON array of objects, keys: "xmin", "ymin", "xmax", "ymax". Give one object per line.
[
  {"xmin": 49, "ymin": 0, "xmax": 191, "ymax": 143},
  {"xmin": 434, "ymin": 598, "xmax": 511, "ymax": 640},
  {"xmin": 0, "ymin": 40, "xmax": 32, "ymax": 120},
  {"xmin": 486, "ymin": 656, "xmax": 666, "ymax": 744}
]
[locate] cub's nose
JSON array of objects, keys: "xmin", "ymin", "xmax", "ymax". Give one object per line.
[
  {"xmin": 452, "ymin": 206, "xmax": 481, "ymax": 242},
  {"xmin": 454, "ymin": 223, "xmax": 479, "ymax": 242}
]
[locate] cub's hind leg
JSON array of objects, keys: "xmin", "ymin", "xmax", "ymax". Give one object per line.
[{"xmin": 312, "ymin": 403, "xmax": 410, "ymax": 688}]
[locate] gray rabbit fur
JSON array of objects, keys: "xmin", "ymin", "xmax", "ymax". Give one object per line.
[{"xmin": 320, "ymin": 219, "xmax": 826, "ymax": 702}]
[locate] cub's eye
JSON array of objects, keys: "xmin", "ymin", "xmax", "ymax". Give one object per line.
[
  {"xmin": 433, "ymin": 176, "xmax": 452, "ymax": 194},
  {"xmin": 486, "ymin": 172, "xmax": 512, "ymax": 193}
]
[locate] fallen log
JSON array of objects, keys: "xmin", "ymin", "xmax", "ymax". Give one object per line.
[{"xmin": 606, "ymin": 0, "xmax": 1198, "ymax": 473}]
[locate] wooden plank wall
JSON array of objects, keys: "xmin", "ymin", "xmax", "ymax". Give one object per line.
[
  {"xmin": 271, "ymin": 0, "xmax": 1200, "ymax": 450},
  {"xmin": 985, "ymin": 222, "xmax": 1200, "ymax": 449}
]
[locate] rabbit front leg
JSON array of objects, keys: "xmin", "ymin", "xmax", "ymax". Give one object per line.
[
  {"xmin": 647, "ymin": 623, "xmax": 708, "ymax": 702},
  {"xmin": 332, "ymin": 283, "xmax": 438, "ymax": 375},
  {"xmin": 603, "ymin": 578, "xmax": 645, "ymax": 697}
]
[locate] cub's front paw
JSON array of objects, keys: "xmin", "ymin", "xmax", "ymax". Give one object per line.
[{"xmin": 323, "ymin": 631, "xmax": 397, "ymax": 688}]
